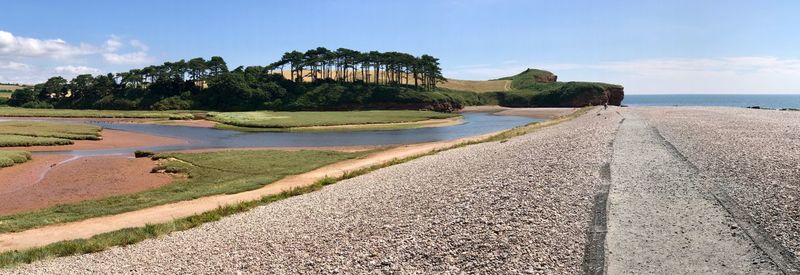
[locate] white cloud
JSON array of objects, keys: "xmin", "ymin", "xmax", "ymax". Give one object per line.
[
  {"xmin": 0, "ymin": 61, "xmax": 31, "ymax": 71},
  {"xmin": 130, "ymin": 39, "xmax": 149, "ymax": 51},
  {"xmin": 54, "ymin": 65, "xmax": 101, "ymax": 75},
  {"xmin": 104, "ymin": 35, "xmax": 123, "ymax": 52},
  {"xmin": 0, "ymin": 30, "xmax": 95, "ymax": 58},
  {"xmin": 101, "ymin": 36, "xmax": 154, "ymax": 65},
  {"xmin": 446, "ymin": 56, "xmax": 800, "ymax": 94},
  {"xmin": 103, "ymin": 51, "xmax": 154, "ymax": 65}
]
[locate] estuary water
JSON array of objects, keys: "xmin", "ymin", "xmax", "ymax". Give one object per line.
[{"xmin": 30, "ymin": 112, "xmax": 538, "ymax": 156}]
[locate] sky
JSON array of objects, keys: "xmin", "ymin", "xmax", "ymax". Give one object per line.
[{"xmin": 1, "ymin": 0, "xmax": 800, "ymax": 94}]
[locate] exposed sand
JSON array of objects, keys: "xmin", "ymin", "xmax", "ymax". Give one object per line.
[
  {"xmin": 0, "ymin": 156, "xmax": 173, "ymax": 216},
  {"xmin": 0, "ymin": 129, "xmax": 187, "ymax": 152},
  {"xmin": 461, "ymin": 105, "xmax": 577, "ymax": 119}
]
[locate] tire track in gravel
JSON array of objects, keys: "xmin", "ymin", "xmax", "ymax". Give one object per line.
[
  {"xmin": 605, "ymin": 112, "xmax": 780, "ymax": 274},
  {"xmin": 646, "ymin": 112, "xmax": 800, "ymax": 275},
  {"xmin": 582, "ymin": 115, "xmax": 624, "ymax": 275}
]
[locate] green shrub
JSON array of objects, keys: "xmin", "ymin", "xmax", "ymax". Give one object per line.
[
  {"xmin": 152, "ymin": 96, "xmax": 193, "ymax": 111},
  {"xmin": 134, "ymin": 150, "xmax": 154, "ymax": 158},
  {"xmin": 93, "ymin": 96, "xmax": 139, "ymax": 110},
  {"xmin": 20, "ymin": 101, "xmax": 54, "ymax": 109}
]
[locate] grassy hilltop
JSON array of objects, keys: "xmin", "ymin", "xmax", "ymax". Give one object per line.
[{"xmin": 460, "ymin": 69, "xmax": 624, "ymax": 107}]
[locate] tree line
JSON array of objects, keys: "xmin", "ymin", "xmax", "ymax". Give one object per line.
[
  {"xmin": 268, "ymin": 47, "xmax": 445, "ymax": 89},
  {"xmin": 7, "ymin": 49, "xmax": 458, "ymax": 111}
]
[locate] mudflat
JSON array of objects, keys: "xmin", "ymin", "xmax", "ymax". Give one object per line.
[{"xmin": 0, "ymin": 156, "xmax": 172, "ymax": 216}]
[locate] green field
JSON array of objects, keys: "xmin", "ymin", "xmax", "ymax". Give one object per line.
[
  {"xmin": 0, "ymin": 121, "xmax": 102, "ymax": 147},
  {"xmin": 207, "ymin": 110, "xmax": 459, "ymax": 129},
  {"xmin": 0, "ymin": 91, "xmax": 11, "ymax": 98},
  {"xmin": 0, "ymin": 151, "xmax": 31, "ymax": 168},
  {"xmin": 0, "ymin": 107, "xmax": 194, "ymax": 119},
  {"xmin": 0, "ymin": 149, "xmax": 370, "ymax": 233}
]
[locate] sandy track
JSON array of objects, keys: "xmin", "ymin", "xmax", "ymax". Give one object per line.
[
  {"xmin": 5, "ymin": 107, "xmax": 620, "ymax": 273},
  {"xmin": 0, "ymin": 130, "xmax": 502, "ymax": 253},
  {"xmin": 0, "ymin": 156, "xmax": 172, "ymax": 216}
]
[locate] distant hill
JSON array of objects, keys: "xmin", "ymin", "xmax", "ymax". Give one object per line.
[
  {"xmin": 0, "ymin": 84, "xmax": 24, "ymax": 99},
  {"xmin": 0, "ymin": 84, "xmax": 26, "ymax": 91},
  {"xmin": 480, "ymin": 68, "xmax": 624, "ymax": 107}
]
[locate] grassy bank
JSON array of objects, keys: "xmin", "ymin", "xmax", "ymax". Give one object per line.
[
  {"xmin": 0, "ymin": 107, "xmax": 593, "ymax": 268},
  {"xmin": 0, "ymin": 149, "xmax": 369, "ymax": 233},
  {"xmin": 0, "ymin": 151, "xmax": 31, "ymax": 168},
  {"xmin": 207, "ymin": 110, "xmax": 459, "ymax": 129},
  {"xmin": 0, "ymin": 121, "xmax": 102, "ymax": 147},
  {"xmin": 0, "ymin": 107, "xmax": 194, "ymax": 119}
]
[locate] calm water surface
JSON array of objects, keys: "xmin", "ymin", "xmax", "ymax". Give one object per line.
[{"xmin": 28, "ymin": 113, "xmax": 538, "ymax": 156}]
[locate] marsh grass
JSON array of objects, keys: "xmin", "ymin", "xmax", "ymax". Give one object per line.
[
  {"xmin": 206, "ymin": 110, "xmax": 458, "ymax": 129},
  {"xmin": 0, "ymin": 121, "xmax": 101, "ymax": 140},
  {"xmin": 0, "ymin": 151, "xmax": 31, "ymax": 168},
  {"xmin": 0, "ymin": 121, "xmax": 102, "ymax": 147},
  {"xmin": 0, "ymin": 135, "xmax": 73, "ymax": 147},
  {"xmin": 0, "ymin": 107, "xmax": 194, "ymax": 120}
]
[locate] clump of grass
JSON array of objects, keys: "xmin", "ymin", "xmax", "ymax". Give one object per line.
[{"xmin": 0, "ymin": 151, "xmax": 31, "ymax": 168}]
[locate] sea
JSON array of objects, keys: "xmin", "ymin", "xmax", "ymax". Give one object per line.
[{"xmin": 623, "ymin": 94, "xmax": 800, "ymax": 109}]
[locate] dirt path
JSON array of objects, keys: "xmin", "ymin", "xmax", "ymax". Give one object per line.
[
  {"xmin": 0, "ymin": 131, "xmax": 497, "ymax": 253},
  {"xmin": 604, "ymin": 113, "xmax": 779, "ymax": 274}
]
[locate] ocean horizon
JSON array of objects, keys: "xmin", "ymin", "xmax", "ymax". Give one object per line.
[{"xmin": 624, "ymin": 94, "xmax": 800, "ymax": 109}]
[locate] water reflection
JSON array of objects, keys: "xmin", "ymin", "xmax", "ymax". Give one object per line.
[{"xmin": 27, "ymin": 113, "xmax": 537, "ymax": 156}]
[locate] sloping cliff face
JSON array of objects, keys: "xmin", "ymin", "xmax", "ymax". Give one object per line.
[
  {"xmin": 489, "ymin": 69, "xmax": 624, "ymax": 107},
  {"xmin": 606, "ymin": 85, "xmax": 624, "ymax": 106}
]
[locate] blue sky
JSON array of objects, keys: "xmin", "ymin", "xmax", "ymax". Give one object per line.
[{"xmin": 2, "ymin": 0, "xmax": 800, "ymax": 93}]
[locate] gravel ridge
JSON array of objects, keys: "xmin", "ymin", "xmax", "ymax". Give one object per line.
[{"xmin": 4, "ymin": 107, "xmax": 621, "ymax": 274}]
